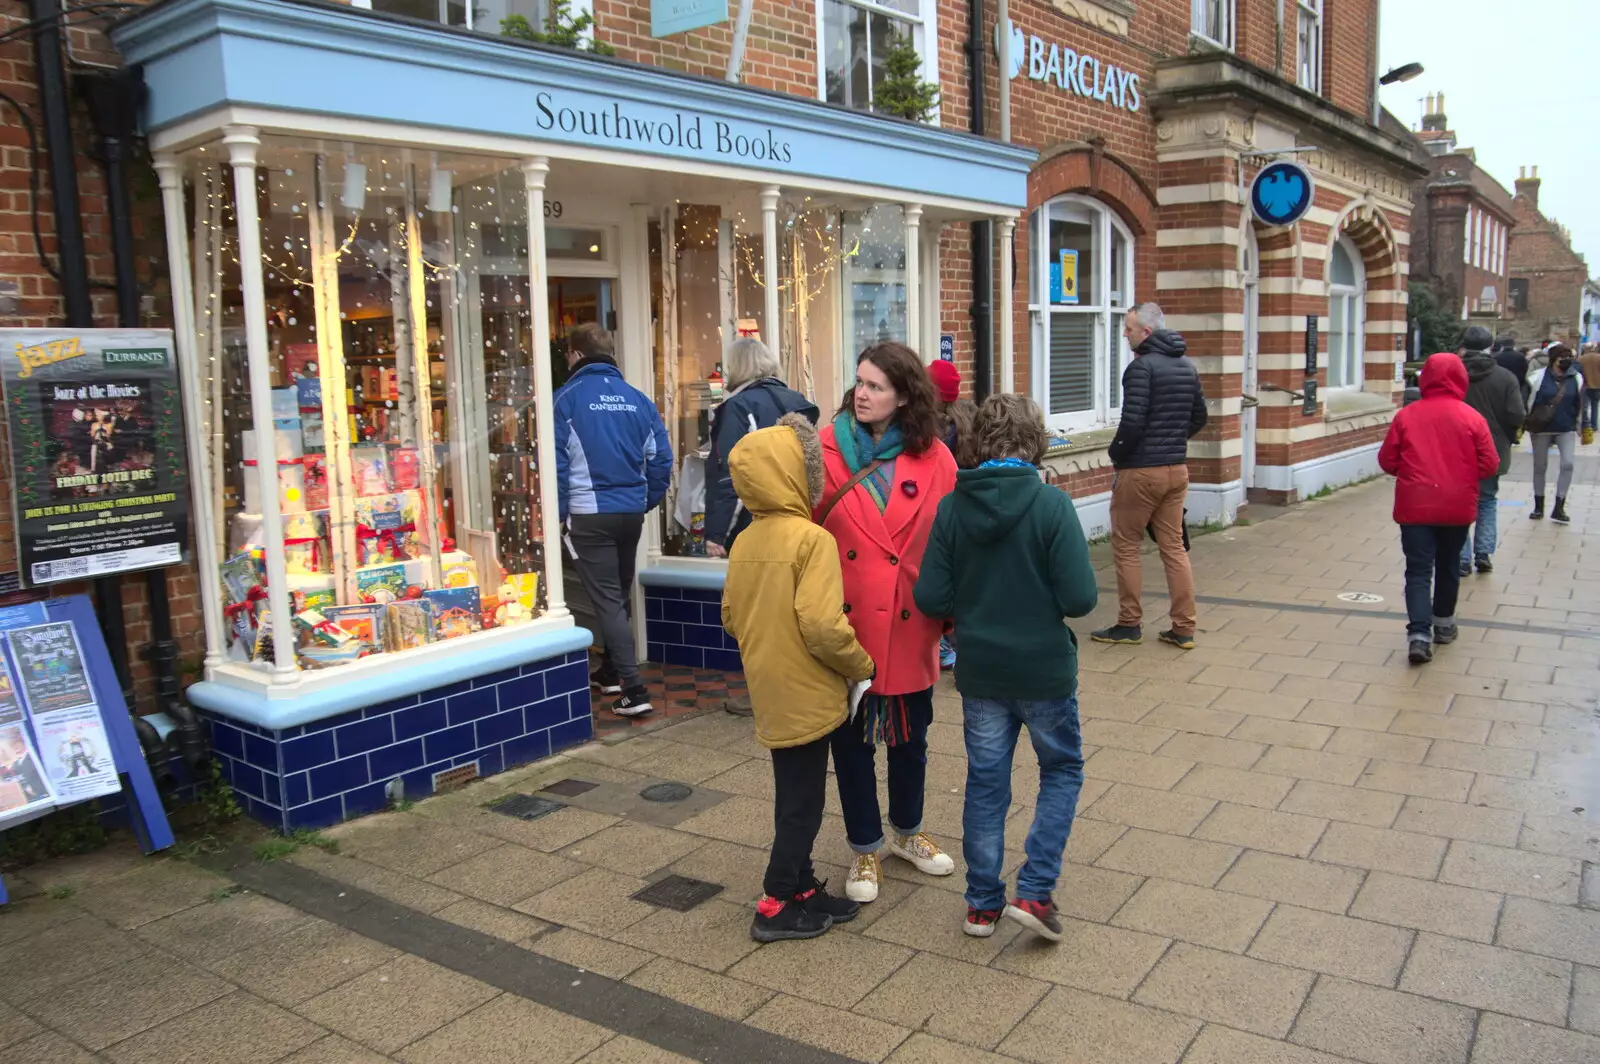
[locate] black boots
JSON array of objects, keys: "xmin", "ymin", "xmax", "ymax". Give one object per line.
[
  {"xmin": 1552, "ymin": 497, "xmax": 1571, "ymax": 524},
  {"xmin": 1530, "ymin": 496, "xmax": 1545, "ymax": 520}
]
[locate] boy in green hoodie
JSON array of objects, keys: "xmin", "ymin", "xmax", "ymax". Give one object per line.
[{"xmin": 913, "ymin": 395, "xmax": 1098, "ymax": 942}]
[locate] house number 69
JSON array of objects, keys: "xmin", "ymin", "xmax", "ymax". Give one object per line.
[{"xmin": 543, "ymin": 200, "xmax": 563, "ymax": 219}]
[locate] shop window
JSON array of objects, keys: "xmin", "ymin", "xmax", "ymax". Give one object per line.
[
  {"xmin": 1509, "ymin": 278, "xmax": 1529, "ymax": 312},
  {"xmin": 361, "ymin": 0, "xmax": 589, "ymax": 35},
  {"xmin": 187, "ymin": 141, "xmax": 547, "ymax": 671},
  {"xmin": 1327, "ymin": 236, "xmax": 1366, "ymax": 390},
  {"xmin": 1296, "ymin": 0, "xmax": 1323, "ymax": 93},
  {"xmin": 1028, "ymin": 195, "xmax": 1134, "ymax": 432},
  {"xmin": 1191, "ymin": 0, "xmax": 1235, "ymax": 50},
  {"xmin": 820, "ymin": 0, "xmax": 936, "ymax": 119}
]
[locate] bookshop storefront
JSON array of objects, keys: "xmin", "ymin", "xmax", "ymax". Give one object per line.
[{"xmin": 113, "ymin": 0, "xmax": 1031, "ymax": 828}]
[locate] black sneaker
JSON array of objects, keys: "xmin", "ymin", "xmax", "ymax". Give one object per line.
[
  {"xmin": 1551, "ymin": 498, "xmax": 1571, "ymax": 524},
  {"xmin": 1433, "ymin": 623, "xmax": 1458, "ymax": 645},
  {"xmin": 796, "ymin": 879, "xmax": 859, "ymax": 925},
  {"xmin": 1475, "ymin": 556, "xmax": 1493, "ymax": 574},
  {"xmin": 1408, "ymin": 638, "xmax": 1433, "ymax": 665},
  {"xmin": 613, "ymin": 686, "xmax": 653, "ymax": 718},
  {"xmin": 1091, "ymin": 625, "xmax": 1142, "ymax": 645},
  {"xmin": 1458, "ymin": 561, "xmax": 1473, "ymax": 578},
  {"xmin": 1158, "ymin": 629, "xmax": 1195, "ymax": 650},
  {"xmin": 751, "ymin": 898, "xmax": 833, "ymax": 942},
  {"xmin": 1530, "ymin": 497, "xmax": 1545, "ymax": 520},
  {"xmin": 1005, "ymin": 896, "xmax": 1064, "ymax": 942},
  {"xmin": 591, "ymin": 664, "xmax": 622, "ymax": 695}
]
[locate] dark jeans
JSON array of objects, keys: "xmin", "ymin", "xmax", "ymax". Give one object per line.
[
  {"xmin": 1459, "ymin": 475, "xmax": 1499, "ymax": 564},
  {"xmin": 1400, "ymin": 525, "xmax": 1469, "ymax": 638},
  {"xmin": 1584, "ymin": 389, "xmax": 1600, "ymax": 431},
  {"xmin": 764, "ymin": 735, "xmax": 830, "ymax": 899},
  {"xmin": 962, "ymin": 694, "xmax": 1084, "ymax": 911},
  {"xmin": 830, "ymin": 689, "xmax": 934, "ymax": 853},
  {"xmin": 566, "ymin": 512, "xmax": 644, "ymax": 688}
]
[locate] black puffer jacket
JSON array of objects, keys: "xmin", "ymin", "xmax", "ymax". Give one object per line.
[
  {"xmin": 705, "ymin": 378, "xmax": 819, "ymax": 547},
  {"xmin": 1108, "ymin": 330, "xmax": 1208, "ymax": 469}
]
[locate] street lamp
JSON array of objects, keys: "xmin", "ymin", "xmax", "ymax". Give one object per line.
[{"xmin": 1380, "ymin": 62, "xmax": 1425, "ymax": 86}]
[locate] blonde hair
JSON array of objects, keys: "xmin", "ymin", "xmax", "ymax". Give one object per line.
[
  {"xmin": 725, "ymin": 337, "xmax": 780, "ymax": 390},
  {"xmin": 967, "ymin": 394, "xmax": 1049, "ymax": 466}
]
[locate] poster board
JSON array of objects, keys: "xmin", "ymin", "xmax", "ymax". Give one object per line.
[{"xmin": 0, "ymin": 329, "xmax": 191, "ymax": 587}]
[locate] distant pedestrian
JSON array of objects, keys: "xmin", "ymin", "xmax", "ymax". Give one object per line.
[
  {"xmin": 1093, "ymin": 303, "xmax": 1207, "ymax": 650},
  {"xmin": 1455, "ymin": 326, "xmax": 1524, "ymax": 576},
  {"xmin": 914, "ymin": 394, "xmax": 1098, "ymax": 943},
  {"xmin": 720, "ymin": 414, "xmax": 874, "ymax": 942},
  {"xmin": 926, "ymin": 358, "xmax": 974, "ymax": 671},
  {"xmin": 1525, "ymin": 343, "xmax": 1583, "ymax": 524},
  {"xmin": 1492, "ymin": 335, "xmax": 1530, "ymax": 405},
  {"xmin": 1377, "ymin": 353, "xmax": 1498, "ymax": 665},
  {"xmin": 1577, "ymin": 342, "xmax": 1600, "ymax": 443}
]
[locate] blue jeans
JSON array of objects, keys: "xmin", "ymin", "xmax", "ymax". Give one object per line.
[
  {"xmin": 961, "ymin": 694, "xmax": 1084, "ymax": 911},
  {"xmin": 1584, "ymin": 389, "xmax": 1600, "ymax": 431},
  {"xmin": 1459, "ymin": 475, "xmax": 1499, "ymax": 565},
  {"xmin": 1400, "ymin": 525, "xmax": 1469, "ymax": 638},
  {"xmin": 830, "ymin": 690, "xmax": 932, "ymax": 853}
]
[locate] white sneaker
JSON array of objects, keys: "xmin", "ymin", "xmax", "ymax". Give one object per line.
[
  {"xmin": 845, "ymin": 852, "xmax": 881, "ymax": 903},
  {"xmin": 886, "ymin": 832, "xmax": 955, "ymax": 876}
]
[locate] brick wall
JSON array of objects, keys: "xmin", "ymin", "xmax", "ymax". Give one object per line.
[{"xmin": 1505, "ymin": 177, "xmax": 1587, "ymax": 346}]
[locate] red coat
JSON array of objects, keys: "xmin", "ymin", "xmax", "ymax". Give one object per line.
[
  {"xmin": 816, "ymin": 426, "xmax": 957, "ymax": 697},
  {"xmin": 1378, "ymin": 353, "xmax": 1499, "ymax": 526}
]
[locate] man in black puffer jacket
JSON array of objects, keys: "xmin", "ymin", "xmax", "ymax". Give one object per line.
[{"xmin": 1093, "ymin": 303, "xmax": 1208, "ymax": 650}]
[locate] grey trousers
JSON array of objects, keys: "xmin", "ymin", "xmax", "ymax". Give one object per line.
[
  {"xmin": 566, "ymin": 512, "xmax": 645, "ymax": 689},
  {"xmin": 1530, "ymin": 432, "xmax": 1576, "ymax": 499}
]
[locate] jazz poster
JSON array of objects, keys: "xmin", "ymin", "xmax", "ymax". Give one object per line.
[{"xmin": 0, "ymin": 329, "xmax": 191, "ymax": 587}]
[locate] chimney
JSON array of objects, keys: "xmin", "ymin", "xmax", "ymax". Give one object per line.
[
  {"xmin": 1420, "ymin": 92, "xmax": 1448, "ymax": 133},
  {"xmin": 1515, "ymin": 165, "xmax": 1541, "ymax": 211}
]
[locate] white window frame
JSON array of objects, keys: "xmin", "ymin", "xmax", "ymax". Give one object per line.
[
  {"xmin": 1296, "ymin": 0, "xmax": 1323, "ymax": 94},
  {"xmin": 350, "ymin": 0, "xmax": 595, "ymax": 38},
  {"xmin": 1327, "ymin": 236, "xmax": 1366, "ymax": 392},
  {"xmin": 1028, "ymin": 194, "xmax": 1136, "ymax": 434},
  {"xmin": 816, "ymin": 0, "xmax": 940, "ymax": 124},
  {"xmin": 1191, "ymin": 0, "xmax": 1236, "ymax": 50}
]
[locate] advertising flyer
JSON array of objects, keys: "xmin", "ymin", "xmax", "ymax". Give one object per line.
[
  {"xmin": 0, "ymin": 655, "xmax": 22, "ymax": 726},
  {"xmin": 0, "ymin": 721, "xmax": 56, "ymax": 823},
  {"xmin": 6, "ymin": 622, "xmax": 93, "ymax": 714},
  {"xmin": 0, "ymin": 329, "xmax": 191, "ymax": 586},
  {"xmin": 34, "ymin": 705, "xmax": 118, "ymax": 802}
]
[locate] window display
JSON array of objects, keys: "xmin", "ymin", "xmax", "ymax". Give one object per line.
[{"xmin": 187, "ymin": 141, "xmax": 549, "ymax": 672}]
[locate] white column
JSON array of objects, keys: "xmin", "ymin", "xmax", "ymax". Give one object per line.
[
  {"xmin": 223, "ymin": 126, "xmax": 295, "ymax": 678},
  {"xmin": 524, "ymin": 157, "xmax": 567, "ymax": 620},
  {"xmin": 904, "ymin": 204, "xmax": 923, "ymax": 354},
  {"xmin": 760, "ymin": 185, "xmax": 781, "ymax": 364},
  {"xmin": 1000, "ymin": 216, "xmax": 1016, "ymax": 393},
  {"xmin": 153, "ymin": 155, "xmax": 226, "ymax": 672}
]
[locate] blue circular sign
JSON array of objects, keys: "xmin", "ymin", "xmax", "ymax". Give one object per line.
[{"xmin": 1250, "ymin": 161, "xmax": 1316, "ymax": 227}]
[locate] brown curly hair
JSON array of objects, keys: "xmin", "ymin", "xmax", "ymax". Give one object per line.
[
  {"xmin": 836, "ymin": 342, "xmax": 942, "ymax": 455},
  {"xmin": 966, "ymin": 394, "xmax": 1050, "ymax": 466}
]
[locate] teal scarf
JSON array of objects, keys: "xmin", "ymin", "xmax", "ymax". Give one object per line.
[{"xmin": 833, "ymin": 412, "xmax": 904, "ymax": 512}]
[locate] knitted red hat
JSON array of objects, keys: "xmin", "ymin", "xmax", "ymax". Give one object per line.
[{"xmin": 927, "ymin": 359, "xmax": 961, "ymax": 403}]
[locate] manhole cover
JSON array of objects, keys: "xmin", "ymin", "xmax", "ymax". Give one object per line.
[
  {"xmin": 542, "ymin": 778, "xmax": 599, "ymax": 797},
  {"xmin": 640, "ymin": 782, "xmax": 693, "ymax": 803},
  {"xmin": 488, "ymin": 794, "xmax": 565, "ymax": 821},
  {"xmin": 1336, "ymin": 592, "xmax": 1384, "ymax": 604},
  {"xmin": 632, "ymin": 875, "xmax": 723, "ymax": 912}
]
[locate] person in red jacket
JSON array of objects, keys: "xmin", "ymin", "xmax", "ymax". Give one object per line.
[{"xmin": 1377, "ymin": 353, "xmax": 1499, "ymax": 665}]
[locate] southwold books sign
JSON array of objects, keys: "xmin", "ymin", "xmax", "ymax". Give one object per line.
[{"xmin": 0, "ymin": 329, "xmax": 191, "ymax": 587}]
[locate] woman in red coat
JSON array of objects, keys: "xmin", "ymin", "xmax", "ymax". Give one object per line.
[
  {"xmin": 817, "ymin": 342, "xmax": 958, "ymax": 903},
  {"xmin": 1377, "ymin": 352, "xmax": 1498, "ymax": 666}
]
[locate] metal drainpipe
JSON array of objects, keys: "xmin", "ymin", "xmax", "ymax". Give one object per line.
[{"xmin": 969, "ymin": 0, "xmax": 994, "ymax": 400}]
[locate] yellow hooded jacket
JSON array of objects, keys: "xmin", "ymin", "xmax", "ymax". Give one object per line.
[{"xmin": 721, "ymin": 414, "xmax": 874, "ymax": 749}]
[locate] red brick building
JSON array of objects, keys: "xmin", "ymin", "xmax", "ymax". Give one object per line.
[{"xmin": 1504, "ymin": 166, "xmax": 1589, "ymax": 348}]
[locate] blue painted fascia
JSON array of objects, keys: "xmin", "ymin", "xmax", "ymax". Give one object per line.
[
  {"xmin": 112, "ymin": 0, "xmax": 1035, "ymax": 208},
  {"xmin": 185, "ymin": 623, "xmax": 593, "ymax": 730}
]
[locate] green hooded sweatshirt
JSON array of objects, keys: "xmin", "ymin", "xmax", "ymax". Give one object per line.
[{"xmin": 913, "ymin": 465, "xmax": 1098, "ymax": 700}]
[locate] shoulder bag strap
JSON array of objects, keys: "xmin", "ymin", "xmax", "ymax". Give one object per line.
[{"xmin": 816, "ymin": 459, "xmax": 885, "ymax": 527}]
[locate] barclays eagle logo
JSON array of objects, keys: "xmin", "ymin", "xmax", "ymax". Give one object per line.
[{"xmin": 1251, "ymin": 162, "xmax": 1314, "ymax": 226}]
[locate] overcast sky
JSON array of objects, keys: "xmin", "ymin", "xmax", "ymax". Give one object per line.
[{"xmin": 1379, "ymin": 0, "xmax": 1597, "ymax": 272}]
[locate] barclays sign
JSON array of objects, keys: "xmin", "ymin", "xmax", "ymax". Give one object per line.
[{"xmin": 996, "ymin": 20, "xmax": 1142, "ymax": 113}]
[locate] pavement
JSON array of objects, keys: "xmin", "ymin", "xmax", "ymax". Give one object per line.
[{"xmin": 0, "ymin": 446, "xmax": 1596, "ymax": 1064}]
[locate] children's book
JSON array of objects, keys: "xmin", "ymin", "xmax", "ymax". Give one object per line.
[{"xmin": 355, "ymin": 564, "xmax": 408, "ymax": 604}]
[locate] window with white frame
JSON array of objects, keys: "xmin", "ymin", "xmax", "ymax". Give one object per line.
[
  {"xmin": 1028, "ymin": 195, "xmax": 1135, "ymax": 431},
  {"xmin": 1296, "ymin": 0, "xmax": 1323, "ymax": 93},
  {"xmin": 1327, "ymin": 237, "xmax": 1366, "ymax": 390},
  {"xmin": 820, "ymin": 0, "xmax": 935, "ymax": 116},
  {"xmin": 363, "ymin": 0, "xmax": 578, "ymax": 33},
  {"xmin": 1191, "ymin": 0, "xmax": 1236, "ymax": 49}
]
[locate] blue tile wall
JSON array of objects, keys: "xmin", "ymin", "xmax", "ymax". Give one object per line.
[
  {"xmin": 643, "ymin": 586, "xmax": 743, "ymax": 674},
  {"xmin": 200, "ymin": 648, "xmax": 592, "ymax": 833}
]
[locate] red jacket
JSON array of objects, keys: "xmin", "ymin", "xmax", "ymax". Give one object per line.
[
  {"xmin": 816, "ymin": 426, "xmax": 957, "ymax": 697},
  {"xmin": 1378, "ymin": 353, "xmax": 1499, "ymax": 525}
]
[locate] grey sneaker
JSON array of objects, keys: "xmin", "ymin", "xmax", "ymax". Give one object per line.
[
  {"xmin": 1432, "ymin": 623, "xmax": 1458, "ymax": 645},
  {"xmin": 1091, "ymin": 625, "xmax": 1143, "ymax": 645},
  {"xmin": 1408, "ymin": 638, "xmax": 1433, "ymax": 665}
]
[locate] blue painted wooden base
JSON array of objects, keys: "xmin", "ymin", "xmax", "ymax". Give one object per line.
[
  {"xmin": 203, "ymin": 649, "xmax": 593, "ymax": 832},
  {"xmin": 643, "ymin": 586, "xmax": 742, "ymax": 672}
]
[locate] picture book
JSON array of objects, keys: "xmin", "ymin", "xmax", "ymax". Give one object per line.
[
  {"xmin": 355, "ymin": 564, "xmax": 408, "ymax": 604},
  {"xmin": 422, "ymin": 587, "xmax": 482, "ymax": 640}
]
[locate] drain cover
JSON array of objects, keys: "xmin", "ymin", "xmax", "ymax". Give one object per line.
[
  {"xmin": 488, "ymin": 794, "xmax": 565, "ymax": 821},
  {"xmin": 632, "ymin": 874, "xmax": 723, "ymax": 912},
  {"xmin": 640, "ymin": 782, "xmax": 693, "ymax": 803},
  {"xmin": 542, "ymin": 778, "xmax": 599, "ymax": 797}
]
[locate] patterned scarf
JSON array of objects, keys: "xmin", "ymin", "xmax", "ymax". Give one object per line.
[
  {"xmin": 832, "ymin": 411, "xmax": 904, "ymax": 512},
  {"xmin": 979, "ymin": 458, "xmax": 1035, "ymax": 470}
]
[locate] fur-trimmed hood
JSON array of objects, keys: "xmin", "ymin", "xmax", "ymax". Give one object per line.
[{"xmin": 727, "ymin": 411, "xmax": 825, "ymax": 519}]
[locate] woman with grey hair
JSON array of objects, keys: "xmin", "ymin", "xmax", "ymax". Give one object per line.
[{"xmin": 704, "ymin": 338, "xmax": 819, "ymax": 558}]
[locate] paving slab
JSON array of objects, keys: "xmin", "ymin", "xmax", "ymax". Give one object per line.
[
  {"xmin": 623, "ymin": 958, "xmax": 773, "ymax": 1021},
  {"xmin": 1216, "ymin": 851, "xmax": 1364, "ymax": 914},
  {"xmin": 295, "ymin": 955, "xmax": 498, "ymax": 1055},
  {"xmin": 1290, "ymin": 976, "xmax": 1475, "ymax": 1064},
  {"xmin": 19, "ymin": 949, "xmax": 233, "ymax": 1051},
  {"xmin": 854, "ymin": 952, "xmax": 1049, "ymax": 1050},
  {"xmin": 997, "ymin": 985, "xmax": 1201, "ymax": 1064},
  {"xmin": 729, "ymin": 929, "xmax": 913, "ymax": 1009},
  {"xmin": 1110, "ymin": 877, "xmax": 1273, "ymax": 953},
  {"xmin": 1193, "ymin": 804, "xmax": 1329, "ymax": 857},
  {"xmin": 1494, "ymin": 896, "xmax": 1600, "ymax": 965},
  {"xmin": 991, "ymin": 916, "xmax": 1170, "ymax": 996},
  {"xmin": 1400, "ymin": 933, "xmax": 1571, "ymax": 1024},
  {"xmin": 1133, "ymin": 943, "xmax": 1315, "ymax": 1037},
  {"xmin": 1248, "ymin": 904, "xmax": 1414, "ymax": 986},
  {"xmin": 1468, "ymin": 1012, "xmax": 1600, "ymax": 1064},
  {"xmin": 1439, "ymin": 840, "xmax": 1583, "ymax": 903},
  {"xmin": 101, "ymin": 990, "xmax": 325, "ymax": 1064},
  {"xmin": 746, "ymin": 994, "xmax": 910, "ymax": 1063},
  {"xmin": 207, "ymin": 920, "xmax": 400, "ymax": 1007}
]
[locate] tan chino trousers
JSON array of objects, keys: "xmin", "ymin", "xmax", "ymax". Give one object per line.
[{"xmin": 1110, "ymin": 464, "xmax": 1196, "ymax": 635}]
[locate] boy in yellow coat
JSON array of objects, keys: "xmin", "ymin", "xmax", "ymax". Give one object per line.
[{"xmin": 722, "ymin": 413, "xmax": 875, "ymax": 941}]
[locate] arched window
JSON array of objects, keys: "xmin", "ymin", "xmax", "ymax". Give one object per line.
[
  {"xmin": 1327, "ymin": 236, "xmax": 1365, "ymax": 390},
  {"xmin": 1028, "ymin": 195, "xmax": 1135, "ymax": 430}
]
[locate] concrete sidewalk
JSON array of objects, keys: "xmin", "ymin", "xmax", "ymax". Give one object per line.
[{"xmin": 0, "ymin": 448, "xmax": 1595, "ymax": 1064}]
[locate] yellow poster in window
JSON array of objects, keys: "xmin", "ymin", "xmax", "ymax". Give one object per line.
[{"xmin": 1059, "ymin": 250, "xmax": 1079, "ymax": 305}]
